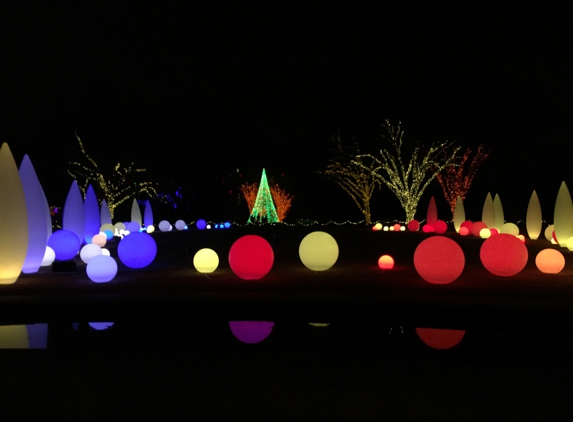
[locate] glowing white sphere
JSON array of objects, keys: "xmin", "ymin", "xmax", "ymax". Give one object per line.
[
  {"xmin": 193, "ymin": 248, "xmax": 219, "ymax": 273},
  {"xmin": 374, "ymin": 223, "xmax": 382, "ymax": 231},
  {"xmin": 40, "ymin": 246, "xmax": 55, "ymax": 267},
  {"xmin": 86, "ymin": 255, "xmax": 118, "ymax": 283},
  {"xmin": 158, "ymin": 220, "xmax": 171, "ymax": 232},
  {"xmin": 389, "ymin": 226, "xmax": 395, "ymax": 231},
  {"xmin": 146, "ymin": 225, "xmax": 155, "ymax": 233},
  {"xmin": 206, "ymin": 224, "xmax": 212, "ymax": 229},
  {"xmin": 175, "ymin": 220, "xmax": 186, "ymax": 230},
  {"xmin": 400, "ymin": 225, "xmax": 406, "ymax": 231},
  {"xmin": 80, "ymin": 244, "xmax": 102, "ymax": 263},
  {"xmin": 299, "ymin": 231, "xmax": 339, "ymax": 271},
  {"xmin": 480, "ymin": 228, "xmax": 492, "ymax": 239},
  {"xmin": 91, "ymin": 234, "xmax": 107, "ymax": 247},
  {"xmin": 101, "ymin": 248, "xmax": 110, "ymax": 256},
  {"xmin": 383, "ymin": 226, "xmax": 389, "ymax": 231}
]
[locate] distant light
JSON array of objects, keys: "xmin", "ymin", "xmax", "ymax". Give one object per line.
[
  {"xmin": 383, "ymin": 226, "xmax": 389, "ymax": 232},
  {"xmin": 175, "ymin": 219, "xmax": 186, "ymax": 230},
  {"xmin": 206, "ymin": 224, "xmax": 212, "ymax": 229},
  {"xmin": 434, "ymin": 220, "xmax": 447, "ymax": 234},
  {"xmin": 500, "ymin": 222, "xmax": 519, "ymax": 236},
  {"xmin": 407, "ymin": 220, "xmax": 420, "ymax": 231},
  {"xmin": 378, "ymin": 255, "xmax": 394, "ymax": 270},
  {"xmin": 146, "ymin": 225, "xmax": 155, "ymax": 233},
  {"xmin": 374, "ymin": 223, "xmax": 382, "ymax": 231},
  {"xmin": 480, "ymin": 228, "xmax": 492, "ymax": 239},
  {"xmin": 393, "ymin": 223, "xmax": 401, "ymax": 232},
  {"xmin": 158, "ymin": 220, "xmax": 171, "ymax": 232},
  {"xmin": 196, "ymin": 219, "xmax": 207, "ymax": 230},
  {"xmin": 459, "ymin": 227, "xmax": 469, "ymax": 236},
  {"xmin": 224, "ymin": 222, "xmax": 231, "ymax": 229},
  {"xmin": 422, "ymin": 224, "xmax": 434, "ymax": 233},
  {"xmin": 413, "ymin": 236, "xmax": 465, "ymax": 284}
]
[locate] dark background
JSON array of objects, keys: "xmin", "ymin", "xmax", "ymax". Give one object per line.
[{"xmin": 1, "ymin": 1, "xmax": 571, "ymax": 224}]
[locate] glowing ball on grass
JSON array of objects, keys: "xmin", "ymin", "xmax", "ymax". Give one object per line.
[
  {"xmin": 471, "ymin": 221, "xmax": 487, "ymax": 237},
  {"xmin": 196, "ymin": 219, "xmax": 207, "ymax": 230},
  {"xmin": 383, "ymin": 226, "xmax": 389, "ymax": 232},
  {"xmin": 480, "ymin": 234, "xmax": 528, "ymax": 277},
  {"xmin": 545, "ymin": 225, "xmax": 555, "ymax": 242},
  {"xmin": 117, "ymin": 232, "xmax": 157, "ymax": 268},
  {"xmin": 146, "ymin": 225, "xmax": 155, "ymax": 233},
  {"xmin": 434, "ymin": 220, "xmax": 447, "ymax": 234},
  {"xmin": 393, "ymin": 223, "xmax": 401, "ymax": 232},
  {"xmin": 374, "ymin": 223, "xmax": 382, "ymax": 231},
  {"xmin": 19, "ymin": 154, "xmax": 50, "ymax": 274},
  {"xmin": 224, "ymin": 222, "xmax": 231, "ymax": 229},
  {"xmin": 389, "ymin": 226, "xmax": 395, "ymax": 231},
  {"xmin": 422, "ymin": 224, "xmax": 434, "ymax": 233},
  {"xmin": 526, "ymin": 190, "xmax": 542, "ymax": 240},
  {"xmin": 535, "ymin": 249, "xmax": 565, "ymax": 274},
  {"xmin": 229, "ymin": 235, "xmax": 274, "ymax": 279},
  {"xmin": 229, "ymin": 321, "xmax": 274, "ymax": 344},
  {"xmin": 480, "ymin": 228, "xmax": 491, "ymax": 239},
  {"xmin": 175, "ymin": 219, "xmax": 186, "ymax": 230},
  {"xmin": 100, "ymin": 224, "xmax": 115, "ymax": 239},
  {"xmin": 407, "ymin": 220, "xmax": 420, "ymax": 231},
  {"xmin": 40, "ymin": 246, "xmax": 55, "ymax": 266},
  {"xmin": 378, "ymin": 255, "xmax": 394, "ymax": 270},
  {"xmin": 83, "ymin": 185, "xmax": 100, "ymax": 244},
  {"xmin": 48, "ymin": 230, "xmax": 81, "ymax": 260},
  {"xmin": 114, "ymin": 222, "xmax": 126, "ymax": 233},
  {"xmin": 459, "ymin": 227, "xmax": 469, "ymax": 236},
  {"xmin": 193, "ymin": 248, "xmax": 219, "ymax": 273},
  {"xmin": 299, "ymin": 231, "xmax": 339, "ymax": 271},
  {"xmin": 413, "ymin": 236, "xmax": 465, "ymax": 284},
  {"xmin": 416, "ymin": 328, "xmax": 465, "ymax": 350},
  {"xmin": 158, "ymin": 220, "xmax": 171, "ymax": 232},
  {"xmin": 126, "ymin": 221, "xmax": 141, "ymax": 233},
  {"xmin": 500, "ymin": 223, "xmax": 519, "ymax": 236},
  {"xmin": 400, "ymin": 225, "xmax": 405, "ymax": 231},
  {"xmin": 80, "ymin": 244, "xmax": 102, "ymax": 263},
  {"xmin": 92, "ymin": 234, "xmax": 106, "ymax": 247},
  {"xmin": 0, "ymin": 144, "xmax": 29, "ymax": 284},
  {"xmin": 490, "ymin": 228, "xmax": 499, "ymax": 236},
  {"xmin": 460, "ymin": 220, "xmax": 473, "ymax": 232},
  {"xmin": 86, "ymin": 255, "xmax": 117, "ymax": 283}
]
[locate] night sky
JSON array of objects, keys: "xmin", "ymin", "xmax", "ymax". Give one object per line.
[{"xmin": 1, "ymin": 2, "xmax": 571, "ymax": 224}]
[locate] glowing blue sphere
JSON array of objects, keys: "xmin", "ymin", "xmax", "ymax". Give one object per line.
[
  {"xmin": 47, "ymin": 230, "xmax": 81, "ymax": 261},
  {"xmin": 86, "ymin": 255, "xmax": 118, "ymax": 283},
  {"xmin": 117, "ymin": 232, "xmax": 157, "ymax": 268},
  {"xmin": 215, "ymin": 224, "xmax": 219, "ymax": 229},
  {"xmin": 175, "ymin": 220, "xmax": 186, "ymax": 230},
  {"xmin": 126, "ymin": 221, "xmax": 141, "ymax": 233},
  {"xmin": 158, "ymin": 220, "xmax": 171, "ymax": 232},
  {"xmin": 196, "ymin": 219, "xmax": 207, "ymax": 230},
  {"xmin": 224, "ymin": 222, "xmax": 231, "ymax": 229},
  {"xmin": 103, "ymin": 230, "xmax": 113, "ymax": 240}
]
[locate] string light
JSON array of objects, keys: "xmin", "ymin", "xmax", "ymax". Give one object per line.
[
  {"xmin": 321, "ymin": 133, "xmax": 380, "ymax": 225},
  {"xmin": 436, "ymin": 144, "xmax": 490, "ymax": 215},
  {"xmin": 68, "ymin": 133, "xmax": 162, "ymax": 220},
  {"xmin": 247, "ymin": 169, "xmax": 279, "ymax": 224},
  {"xmin": 355, "ymin": 119, "xmax": 460, "ymax": 223}
]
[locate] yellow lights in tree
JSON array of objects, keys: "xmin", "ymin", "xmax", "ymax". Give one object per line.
[
  {"xmin": 436, "ymin": 144, "xmax": 489, "ymax": 215},
  {"xmin": 321, "ymin": 133, "xmax": 380, "ymax": 225},
  {"xmin": 356, "ymin": 120, "xmax": 459, "ymax": 223},
  {"xmin": 68, "ymin": 133, "xmax": 161, "ymax": 220}
]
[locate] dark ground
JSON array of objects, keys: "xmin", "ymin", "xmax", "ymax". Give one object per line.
[{"xmin": 2, "ymin": 225, "xmax": 573, "ymax": 421}]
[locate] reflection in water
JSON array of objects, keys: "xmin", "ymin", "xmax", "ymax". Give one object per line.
[
  {"xmin": 415, "ymin": 327, "xmax": 465, "ymax": 350},
  {"xmin": 89, "ymin": 322, "xmax": 114, "ymax": 331},
  {"xmin": 229, "ymin": 321, "xmax": 274, "ymax": 344},
  {"xmin": 309, "ymin": 323, "xmax": 330, "ymax": 327},
  {"xmin": 0, "ymin": 324, "xmax": 48, "ymax": 349}
]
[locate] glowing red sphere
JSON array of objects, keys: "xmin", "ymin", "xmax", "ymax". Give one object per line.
[
  {"xmin": 459, "ymin": 227, "xmax": 469, "ymax": 236},
  {"xmin": 471, "ymin": 221, "xmax": 487, "ymax": 236},
  {"xmin": 480, "ymin": 234, "xmax": 528, "ymax": 277},
  {"xmin": 413, "ymin": 236, "xmax": 465, "ymax": 284},
  {"xmin": 228, "ymin": 235, "xmax": 274, "ymax": 280},
  {"xmin": 407, "ymin": 220, "xmax": 420, "ymax": 231},
  {"xmin": 378, "ymin": 255, "xmax": 394, "ymax": 270},
  {"xmin": 422, "ymin": 224, "xmax": 435, "ymax": 233},
  {"xmin": 393, "ymin": 223, "xmax": 401, "ymax": 232},
  {"xmin": 416, "ymin": 328, "xmax": 465, "ymax": 350},
  {"xmin": 434, "ymin": 220, "xmax": 447, "ymax": 234}
]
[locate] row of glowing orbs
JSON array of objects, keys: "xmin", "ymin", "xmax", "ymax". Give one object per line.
[{"xmin": 193, "ymin": 231, "xmax": 340, "ymax": 279}]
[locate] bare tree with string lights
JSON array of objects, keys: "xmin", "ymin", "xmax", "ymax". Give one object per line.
[
  {"xmin": 355, "ymin": 119, "xmax": 460, "ymax": 223},
  {"xmin": 68, "ymin": 133, "xmax": 161, "ymax": 220},
  {"xmin": 436, "ymin": 144, "xmax": 490, "ymax": 215},
  {"xmin": 321, "ymin": 133, "xmax": 380, "ymax": 225}
]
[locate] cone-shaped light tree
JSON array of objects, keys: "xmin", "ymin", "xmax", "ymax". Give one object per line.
[
  {"xmin": 241, "ymin": 180, "xmax": 294, "ymax": 222},
  {"xmin": 321, "ymin": 133, "xmax": 380, "ymax": 224},
  {"xmin": 247, "ymin": 169, "xmax": 279, "ymax": 224},
  {"xmin": 356, "ymin": 120, "xmax": 459, "ymax": 223},
  {"xmin": 526, "ymin": 191, "xmax": 542, "ymax": 240},
  {"xmin": 436, "ymin": 145, "xmax": 489, "ymax": 215}
]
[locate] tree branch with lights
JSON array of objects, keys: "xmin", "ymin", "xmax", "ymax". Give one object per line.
[
  {"xmin": 355, "ymin": 119, "xmax": 460, "ymax": 223},
  {"xmin": 321, "ymin": 133, "xmax": 380, "ymax": 225},
  {"xmin": 436, "ymin": 144, "xmax": 490, "ymax": 215},
  {"xmin": 68, "ymin": 133, "xmax": 162, "ymax": 220}
]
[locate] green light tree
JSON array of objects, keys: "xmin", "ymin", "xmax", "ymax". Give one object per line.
[
  {"xmin": 68, "ymin": 133, "xmax": 161, "ymax": 220},
  {"xmin": 248, "ymin": 168, "xmax": 279, "ymax": 224},
  {"xmin": 356, "ymin": 119, "xmax": 459, "ymax": 222}
]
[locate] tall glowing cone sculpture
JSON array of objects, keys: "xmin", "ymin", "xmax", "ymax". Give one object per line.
[
  {"xmin": 0, "ymin": 144, "xmax": 28, "ymax": 284},
  {"xmin": 131, "ymin": 198, "xmax": 142, "ymax": 226},
  {"xmin": 526, "ymin": 190, "xmax": 542, "ymax": 240},
  {"xmin": 19, "ymin": 155, "xmax": 49, "ymax": 274},
  {"xmin": 482, "ymin": 192, "xmax": 495, "ymax": 229},
  {"xmin": 554, "ymin": 182, "xmax": 573, "ymax": 247},
  {"xmin": 143, "ymin": 200, "xmax": 153, "ymax": 228},
  {"xmin": 100, "ymin": 199, "xmax": 112, "ymax": 225},
  {"xmin": 83, "ymin": 185, "xmax": 100, "ymax": 243},
  {"xmin": 427, "ymin": 196, "xmax": 437, "ymax": 227},
  {"xmin": 63, "ymin": 180, "xmax": 84, "ymax": 243},
  {"xmin": 493, "ymin": 194, "xmax": 504, "ymax": 230},
  {"xmin": 453, "ymin": 196, "xmax": 465, "ymax": 233}
]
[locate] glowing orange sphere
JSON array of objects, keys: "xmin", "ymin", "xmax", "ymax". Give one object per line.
[
  {"xmin": 378, "ymin": 255, "xmax": 394, "ymax": 270},
  {"xmin": 393, "ymin": 223, "xmax": 401, "ymax": 232},
  {"xmin": 416, "ymin": 328, "xmax": 465, "ymax": 350},
  {"xmin": 407, "ymin": 220, "xmax": 420, "ymax": 231},
  {"xmin": 480, "ymin": 234, "xmax": 528, "ymax": 277},
  {"xmin": 535, "ymin": 249, "xmax": 565, "ymax": 274},
  {"xmin": 413, "ymin": 236, "xmax": 465, "ymax": 284}
]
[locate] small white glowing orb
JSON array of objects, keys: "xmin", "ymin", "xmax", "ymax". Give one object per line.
[
  {"xmin": 383, "ymin": 226, "xmax": 389, "ymax": 232},
  {"xmin": 80, "ymin": 244, "xmax": 102, "ymax": 263},
  {"xmin": 500, "ymin": 223, "xmax": 519, "ymax": 236},
  {"xmin": 40, "ymin": 246, "xmax": 55, "ymax": 267},
  {"xmin": 193, "ymin": 248, "xmax": 219, "ymax": 273},
  {"xmin": 146, "ymin": 225, "xmax": 155, "ymax": 233},
  {"xmin": 206, "ymin": 224, "xmax": 212, "ymax": 229},
  {"xmin": 480, "ymin": 228, "xmax": 492, "ymax": 239},
  {"xmin": 101, "ymin": 248, "xmax": 110, "ymax": 256},
  {"xmin": 389, "ymin": 226, "xmax": 395, "ymax": 231},
  {"xmin": 158, "ymin": 220, "xmax": 171, "ymax": 232},
  {"xmin": 400, "ymin": 225, "xmax": 406, "ymax": 231},
  {"xmin": 545, "ymin": 225, "xmax": 555, "ymax": 242},
  {"xmin": 86, "ymin": 255, "xmax": 118, "ymax": 283},
  {"xmin": 535, "ymin": 249, "xmax": 565, "ymax": 274},
  {"xmin": 175, "ymin": 220, "xmax": 186, "ymax": 230},
  {"xmin": 378, "ymin": 255, "xmax": 394, "ymax": 270},
  {"xmin": 374, "ymin": 223, "xmax": 382, "ymax": 231},
  {"xmin": 299, "ymin": 231, "xmax": 339, "ymax": 271},
  {"xmin": 92, "ymin": 234, "xmax": 106, "ymax": 247}
]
